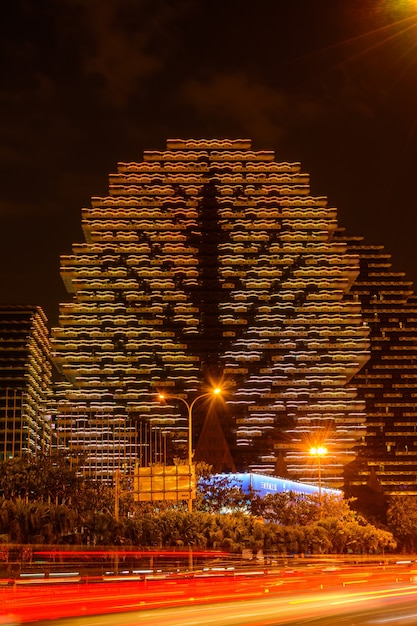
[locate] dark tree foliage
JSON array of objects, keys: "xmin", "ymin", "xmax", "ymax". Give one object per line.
[
  {"xmin": 0, "ymin": 457, "xmax": 397, "ymax": 554},
  {"xmin": 0, "ymin": 454, "xmax": 82, "ymax": 503},
  {"xmin": 387, "ymin": 496, "xmax": 417, "ymax": 553}
]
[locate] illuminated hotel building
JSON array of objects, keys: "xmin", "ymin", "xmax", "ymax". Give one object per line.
[
  {"xmin": 51, "ymin": 139, "xmax": 370, "ymax": 486},
  {"xmin": 339, "ymin": 234, "xmax": 417, "ymax": 496},
  {"xmin": 0, "ymin": 305, "xmax": 52, "ymax": 460}
]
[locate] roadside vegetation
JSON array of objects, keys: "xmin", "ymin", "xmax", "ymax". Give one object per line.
[{"xmin": 0, "ymin": 455, "xmax": 403, "ymax": 555}]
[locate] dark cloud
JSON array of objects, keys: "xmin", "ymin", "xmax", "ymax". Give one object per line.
[
  {"xmin": 181, "ymin": 72, "xmax": 326, "ymax": 145},
  {"xmin": 60, "ymin": 0, "xmax": 194, "ymax": 107},
  {"xmin": 73, "ymin": 1, "xmax": 163, "ymax": 106}
]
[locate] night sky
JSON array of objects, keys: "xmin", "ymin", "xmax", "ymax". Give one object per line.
[{"xmin": 1, "ymin": 0, "xmax": 416, "ymax": 326}]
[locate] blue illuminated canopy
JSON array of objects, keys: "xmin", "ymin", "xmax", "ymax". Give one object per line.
[{"xmin": 215, "ymin": 472, "xmax": 342, "ymax": 498}]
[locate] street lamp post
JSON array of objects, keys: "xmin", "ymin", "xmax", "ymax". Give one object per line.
[
  {"xmin": 158, "ymin": 387, "xmax": 222, "ymax": 511},
  {"xmin": 309, "ymin": 445, "xmax": 327, "ymax": 513}
]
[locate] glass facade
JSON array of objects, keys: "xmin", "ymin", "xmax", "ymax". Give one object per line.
[
  {"xmin": 0, "ymin": 305, "xmax": 52, "ymax": 459},
  {"xmin": 340, "ymin": 234, "xmax": 417, "ymax": 495}
]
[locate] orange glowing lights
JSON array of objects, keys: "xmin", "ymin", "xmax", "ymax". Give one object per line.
[{"xmin": 309, "ymin": 446, "xmax": 328, "ymax": 457}]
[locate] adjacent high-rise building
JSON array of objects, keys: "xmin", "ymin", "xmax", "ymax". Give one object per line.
[
  {"xmin": 0, "ymin": 305, "xmax": 52, "ymax": 460},
  {"xmin": 51, "ymin": 139, "xmax": 370, "ymax": 487},
  {"xmin": 338, "ymin": 233, "xmax": 417, "ymax": 496}
]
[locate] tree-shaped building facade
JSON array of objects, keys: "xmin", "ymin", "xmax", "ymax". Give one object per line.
[{"xmin": 51, "ymin": 139, "xmax": 369, "ymax": 486}]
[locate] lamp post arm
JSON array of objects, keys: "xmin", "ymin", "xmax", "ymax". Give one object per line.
[
  {"xmin": 189, "ymin": 392, "xmax": 210, "ymax": 413},
  {"xmin": 188, "ymin": 393, "xmax": 212, "ymax": 465},
  {"xmin": 158, "ymin": 389, "xmax": 222, "ymax": 513},
  {"xmin": 160, "ymin": 392, "xmax": 211, "ymax": 466}
]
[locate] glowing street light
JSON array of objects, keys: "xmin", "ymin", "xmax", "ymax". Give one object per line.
[
  {"xmin": 309, "ymin": 445, "xmax": 327, "ymax": 512},
  {"xmin": 158, "ymin": 387, "xmax": 222, "ymax": 511}
]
